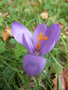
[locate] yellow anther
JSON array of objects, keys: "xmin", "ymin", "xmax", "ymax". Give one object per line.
[
  {"xmin": 36, "ymin": 42, "xmax": 41, "ymax": 52},
  {"xmin": 36, "ymin": 32, "xmax": 48, "ymax": 52},
  {"xmin": 43, "ymin": 36, "xmax": 48, "ymax": 40}
]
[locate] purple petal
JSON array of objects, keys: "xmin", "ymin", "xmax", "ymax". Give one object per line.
[
  {"xmin": 33, "ymin": 24, "xmax": 47, "ymax": 50},
  {"xmin": 23, "ymin": 34, "xmax": 35, "ymax": 54},
  {"xmin": 47, "ymin": 24, "xmax": 61, "ymax": 44},
  {"xmin": 39, "ymin": 24, "xmax": 61, "ymax": 55},
  {"xmin": 11, "ymin": 22, "xmax": 32, "ymax": 45},
  {"xmin": 40, "ymin": 40, "xmax": 55, "ymax": 55},
  {"xmin": 23, "ymin": 54, "xmax": 46, "ymax": 77}
]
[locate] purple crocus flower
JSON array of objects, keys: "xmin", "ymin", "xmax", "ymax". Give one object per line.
[{"xmin": 11, "ymin": 22, "xmax": 61, "ymax": 77}]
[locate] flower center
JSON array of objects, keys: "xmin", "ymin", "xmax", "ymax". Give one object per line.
[{"xmin": 36, "ymin": 32, "xmax": 48, "ymax": 52}]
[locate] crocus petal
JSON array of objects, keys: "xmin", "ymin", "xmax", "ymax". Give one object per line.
[
  {"xmin": 40, "ymin": 40, "xmax": 55, "ymax": 55},
  {"xmin": 23, "ymin": 54, "xmax": 46, "ymax": 77},
  {"xmin": 11, "ymin": 22, "xmax": 32, "ymax": 45},
  {"xmin": 33, "ymin": 24, "xmax": 47, "ymax": 49},
  {"xmin": 39, "ymin": 24, "xmax": 61, "ymax": 55},
  {"xmin": 47, "ymin": 24, "xmax": 61, "ymax": 44},
  {"xmin": 23, "ymin": 34, "xmax": 35, "ymax": 54}
]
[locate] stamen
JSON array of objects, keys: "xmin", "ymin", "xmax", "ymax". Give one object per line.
[
  {"xmin": 36, "ymin": 32, "xmax": 48, "ymax": 52},
  {"xmin": 36, "ymin": 42, "xmax": 40, "ymax": 52},
  {"xmin": 37, "ymin": 32, "xmax": 44, "ymax": 41},
  {"xmin": 43, "ymin": 36, "xmax": 48, "ymax": 40}
]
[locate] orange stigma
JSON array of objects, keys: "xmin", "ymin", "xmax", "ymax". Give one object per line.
[{"xmin": 36, "ymin": 32, "xmax": 48, "ymax": 52}]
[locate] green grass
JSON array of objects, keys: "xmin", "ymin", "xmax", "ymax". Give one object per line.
[{"xmin": 0, "ymin": 0, "xmax": 68, "ymax": 90}]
